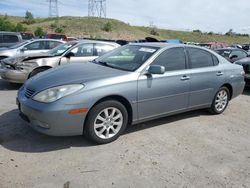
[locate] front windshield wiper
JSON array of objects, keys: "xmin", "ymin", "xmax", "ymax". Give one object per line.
[{"xmin": 92, "ymin": 59, "xmax": 115, "ymax": 69}]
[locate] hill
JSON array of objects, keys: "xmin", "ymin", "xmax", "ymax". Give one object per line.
[{"xmin": 1, "ymin": 15, "xmax": 250, "ymax": 44}]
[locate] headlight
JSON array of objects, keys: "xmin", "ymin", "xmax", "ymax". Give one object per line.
[
  {"xmin": 32, "ymin": 84, "xmax": 84, "ymax": 103},
  {"xmin": 16, "ymin": 61, "xmax": 37, "ymax": 70},
  {"xmin": 4, "ymin": 57, "xmax": 24, "ymax": 65}
]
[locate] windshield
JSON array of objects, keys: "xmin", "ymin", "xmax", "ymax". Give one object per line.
[
  {"xmin": 94, "ymin": 45, "xmax": 159, "ymax": 71},
  {"xmin": 8, "ymin": 41, "xmax": 29, "ymax": 49},
  {"xmin": 48, "ymin": 42, "xmax": 77, "ymax": 56},
  {"xmin": 216, "ymin": 50, "xmax": 231, "ymax": 57}
]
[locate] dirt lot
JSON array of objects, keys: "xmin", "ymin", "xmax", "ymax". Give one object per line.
[{"xmin": 0, "ymin": 78, "xmax": 250, "ymax": 188}]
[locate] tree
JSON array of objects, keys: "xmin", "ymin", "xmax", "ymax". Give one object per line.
[
  {"xmin": 34, "ymin": 27, "xmax": 45, "ymax": 37},
  {"xmin": 14, "ymin": 23, "xmax": 27, "ymax": 32},
  {"xmin": 0, "ymin": 17, "xmax": 15, "ymax": 31},
  {"xmin": 24, "ymin": 10, "xmax": 35, "ymax": 25},
  {"xmin": 102, "ymin": 22, "xmax": 112, "ymax": 32},
  {"xmin": 225, "ymin": 29, "xmax": 233, "ymax": 36},
  {"xmin": 55, "ymin": 27, "xmax": 64, "ymax": 33},
  {"xmin": 149, "ymin": 22, "xmax": 159, "ymax": 36}
]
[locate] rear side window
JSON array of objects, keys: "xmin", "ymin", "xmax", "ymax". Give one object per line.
[
  {"xmin": 187, "ymin": 48, "xmax": 214, "ymax": 68},
  {"xmin": 46, "ymin": 41, "xmax": 62, "ymax": 49},
  {"xmin": 70, "ymin": 43, "xmax": 94, "ymax": 57},
  {"xmin": 94, "ymin": 43, "xmax": 116, "ymax": 56},
  {"xmin": 152, "ymin": 47, "xmax": 186, "ymax": 71},
  {"xmin": 3, "ymin": 35, "xmax": 18, "ymax": 43},
  {"xmin": 25, "ymin": 41, "xmax": 45, "ymax": 50}
]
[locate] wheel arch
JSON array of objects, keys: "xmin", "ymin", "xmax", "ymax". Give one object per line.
[
  {"xmin": 221, "ymin": 83, "xmax": 233, "ymax": 100},
  {"xmin": 28, "ymin": 66, "xmax": 52, "ymax": 78},
  {"xmin": 84, "ymin": 95, "xmax": 133, "ymax": 130}
]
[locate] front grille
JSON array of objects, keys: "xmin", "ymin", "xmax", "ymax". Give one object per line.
[{"xmin": 25, "ymin": 88, "xmax": 36, "ymax": 98}]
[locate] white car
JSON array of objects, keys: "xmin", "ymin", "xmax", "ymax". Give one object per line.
[{"xmin": 0, "ymin": 39, "xmax": 64, "ymax": 60}]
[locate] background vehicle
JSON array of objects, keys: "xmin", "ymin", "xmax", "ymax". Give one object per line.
[
  {"xmin": 20, "ymin": 32, "xmax": 35, "ymax": 40},
  {"xmin": 235, "ymin": 58, "xmax": 250, "ymax": 87},
  {"xmin": 0, "ymin": 40, "xmax": 120, "ymax": 83},
  {"xmin": 0, "ymin": 39, "xmax": 64, "ymax": 60},
  {"xmin": 0, "ymin": 31, "xmax": 23, "ymax": 48},
  {"xmin": 17, "ymin": 43, "xmax": 245, "ymax": 144},
  {"xmin": 67, "ymin": 37, "xmax": 78, "ymax": 41},
  {"xmin": 45, "ymin": 33, "xmax": 68, "ymax": 42},
  {"xmin": 215, "ymin": 48, "xmax": 248, "ymax": 63}
]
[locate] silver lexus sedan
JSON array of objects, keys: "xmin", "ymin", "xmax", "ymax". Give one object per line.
[{"xmin": 17, "ymin": 43, "xmax": 245, "ymax": 144}]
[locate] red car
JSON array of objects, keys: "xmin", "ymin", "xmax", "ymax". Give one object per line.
[{"xmin": 45, "ymin": 33, "xmax": 68, "ymax": 42}]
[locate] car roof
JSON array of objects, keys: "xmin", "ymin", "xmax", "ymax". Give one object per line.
[
  {"xmin": 27, "ymin": 39, "xmax": 65, "ymax": 42},
  {"xmin": 76, "ymin": 40, "xmax": 120, "ymax": 46},
  {"xmin": 0, "ymin": 31, "xmax": 21, "ymax": 35},
  {"xmin": 129, "ymin": 42, "xmax": 186, "ymax": 48}
]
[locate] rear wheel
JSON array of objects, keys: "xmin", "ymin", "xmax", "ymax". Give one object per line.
[
  {"xmin": 84, "ymin": 100, "xmax": 128, "ymax": 144},
  {"xmin": 209, "ymin": 87, "xmax": 230, "ymax": 114}
]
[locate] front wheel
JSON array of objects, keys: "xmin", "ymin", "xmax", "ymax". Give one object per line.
[
  {"xmin": 209, "ymin": 87, "xmax": 230, "ymax": 114},
  {"xmin": 84, "ymin": 100, "xmax": 128, "ymax": 144}
]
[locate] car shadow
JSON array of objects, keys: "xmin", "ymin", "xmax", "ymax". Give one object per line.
[
  {"xmin": 0, "ymin": 109, "xmax": 211, "ymax": 153},
  {"xmin": 0, "ymin": 78, "xmax": 22, "ymax": 91}
]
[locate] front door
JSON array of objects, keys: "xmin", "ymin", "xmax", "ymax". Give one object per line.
[{"xmin": 137, "ymin": 47, "xmax": 190, "ymax": 120}]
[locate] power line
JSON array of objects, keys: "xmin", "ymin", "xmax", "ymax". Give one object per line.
[
  {"xmin": 88, "ymin": 0, "xmax": 106, "ymax": 18},
  {"xmin": 47, "ymin": 0, "xmax": 59, "ymax": 17}
]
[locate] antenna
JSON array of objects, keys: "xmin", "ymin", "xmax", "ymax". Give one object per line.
[
  {"xmin": 48, "ymin": 0, "xmax": 59, "ymax": 17},
  {"xmin": 88, "ymin": 0, "xmax": 106, "ymax": 18}
]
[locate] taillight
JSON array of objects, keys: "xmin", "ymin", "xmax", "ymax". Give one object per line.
[{"xmin": 241, "ymin": 70, "xmax": 245, "ymax": 76}]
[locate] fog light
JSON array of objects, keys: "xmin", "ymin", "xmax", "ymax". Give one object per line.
[{"xmin": 33, "ymin": 119, "xmax": 50, "ymax": 129}]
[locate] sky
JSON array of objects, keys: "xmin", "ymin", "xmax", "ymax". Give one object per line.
[{"xmin": 0, "ymin": 0, "xmax": 250, "ymax": 34}]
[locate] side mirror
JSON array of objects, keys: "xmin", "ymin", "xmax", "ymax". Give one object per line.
[
  {"xmin": 65, "ymin": 52, "xmax": 75, "ymax": 59},
  {"xmin": 229, "ymin": 54, "xmax": 238, "ymax": 60},
  {"xmin": 20, "ymin": 47, "xmax": 28, "ymax": 52},
  {"xmin": 147, "ymin": 65, "xmax": 165, "ymax": 74}
]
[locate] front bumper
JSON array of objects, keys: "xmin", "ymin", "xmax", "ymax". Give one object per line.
[
  {"xmin": 17, "ymin": 87, "xmax": 88, "ymax": 136},
  {"xmin": 0, "ymin": 68, "xmax": 28, "ymax": 83}
]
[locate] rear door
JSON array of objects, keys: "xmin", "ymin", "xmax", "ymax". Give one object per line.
[
  {"xmin": 186, "ymin": 47, "xmax": 225, "ymax": 108},
  {"xmin": 137, "ymin": 47, "xmax": 191, "ymax": 120}
]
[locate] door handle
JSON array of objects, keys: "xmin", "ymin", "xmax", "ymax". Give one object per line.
[
  {"xmin": 180, "ymin": 75, "xmax": 190, "ymax": 81},
  {"xmin": 216, "ymin": 71, "xmax": 224, "ymax": 76}
]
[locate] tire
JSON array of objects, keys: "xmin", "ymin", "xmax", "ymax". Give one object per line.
[
  {"xmin": 28, "ymin": 68, "xmax": 49, "ymax": 78},
  {"xmin": 209, "ymin": 87, "xmax": 230, "ymax": 115},
  {"xmin": 84, "ymin": 100, "xmax": 128, "ymax": 144}
]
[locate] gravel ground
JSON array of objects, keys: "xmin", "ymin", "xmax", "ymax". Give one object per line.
[{"xmin": 0, "ymin": 78, "xmax": 250, "ymax": 188}]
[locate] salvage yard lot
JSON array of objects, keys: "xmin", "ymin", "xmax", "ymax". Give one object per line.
[{"xmin": 0, "ymin": 78, "xmax": 250, "ymax": 188}]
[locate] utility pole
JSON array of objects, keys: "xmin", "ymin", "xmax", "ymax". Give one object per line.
[
  {"xmin": 88, "ymin": 0, "xmax": 106, "ymax": 18},
  {"xmin": 48, "ymin": 0, "xmax": 59, "ymax": 17}
]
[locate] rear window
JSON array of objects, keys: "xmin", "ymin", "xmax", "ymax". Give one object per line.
[
  {"xmin": 21, "ymin": 33, "xmax": 34, "ymax": 40},
  {"xmin": 188, "ymin": 48, "xmax": 214, "ymax": 68},
  {"xmin": 3, "ymin": 35, "xmax": 19, "ymax": 43}
]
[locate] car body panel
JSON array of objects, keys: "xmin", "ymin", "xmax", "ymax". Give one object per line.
[{"xmin": 17, "ymin": 43, "xmax": 245, "ymax": 136}]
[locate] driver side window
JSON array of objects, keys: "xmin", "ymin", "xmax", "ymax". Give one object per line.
[
  {"xmin": 70, "ymin": 43, "xmax": 94, "ymax": 57},
  {"xmin": 152, "ymin": 48, "xmax": 186, "ymax": 71},
  {"xmin": 25, "ymin": 41, "xmax": 45, "ymax": 50}
]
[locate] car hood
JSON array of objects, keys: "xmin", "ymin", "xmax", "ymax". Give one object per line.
[
  {"xmin": 24, "ymin": 62, "xmax": 130, "ymax": 92},
  {"xmin": 235, "ymin": 57, "xmax": 250, "ymax": 65},
  {"xmin": 2, "ymin": 53, "xmax": 54, "ymax": 65}
]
